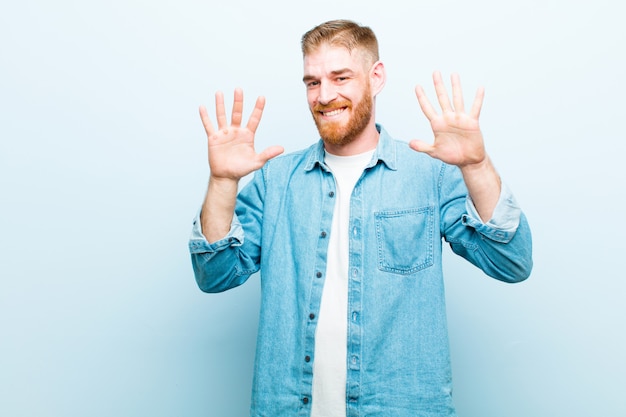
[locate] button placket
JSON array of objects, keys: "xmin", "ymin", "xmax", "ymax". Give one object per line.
[
  {"xmin": 300, "ymin": 172, "xmax": 335, "ymax": 410},
  {"xmin": 346, "ymin": 181, "xmax": 364, "ymax": 411}
]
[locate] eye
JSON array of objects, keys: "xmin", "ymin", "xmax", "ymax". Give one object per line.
[{"xmin": 306, "ymin": 80, "xmax": 320, "ymax": 88}]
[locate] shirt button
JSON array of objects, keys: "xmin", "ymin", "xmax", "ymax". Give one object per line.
[
  {"xmin": 309, "ymin": 313, "xmax": 315, "ymax": 320},
  {"xmin": 320, "ymin": 231, "xmax": 327, "ymax": 238},
  {"xmin": 303, "ymin": 397, "xmax": 309, "ymax": 405},
  {"xmin": 329, "ymin": 191, "xmax": 335, "ymax": 197},
  {"xmin": 316, "ymin": 272, "xmax": 322, "ymax": 278},
  {"xmin": 305, "ymin": 355, "xmax": 311, "ymax": 362}
]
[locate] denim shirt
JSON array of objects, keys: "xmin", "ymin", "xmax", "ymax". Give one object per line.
[{"xmin": 189, "ymin": 125, "xmax": 533, "ymax": 417}]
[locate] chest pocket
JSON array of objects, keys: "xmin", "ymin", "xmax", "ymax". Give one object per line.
[{"xmin": 374, "ymin": 206, "xmax": 435, "ymax": 275}]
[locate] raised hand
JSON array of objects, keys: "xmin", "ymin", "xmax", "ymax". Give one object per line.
[
  {"xmin": 410, "ymin": 72, "xmax": 486, "ymax": 168},
  {"xmin": 199, "ymin": 89, "xmax": 284, "ymax": 242},
  {"xmin": 200, "ymin": 88, "xmax": 284, "ymax": 181},
  {"xmin": 412, "ymin": 72, "xmax": 502, "ymax": 221}
]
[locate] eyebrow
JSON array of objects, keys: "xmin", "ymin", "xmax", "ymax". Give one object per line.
[{"xmin": 302, "ymin": 68, "xmax": 355, "ymax": 83}]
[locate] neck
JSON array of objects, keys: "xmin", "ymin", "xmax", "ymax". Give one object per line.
[{"xmin": 323, "ymin": 122, "xmax": 379, "ymax": 156}]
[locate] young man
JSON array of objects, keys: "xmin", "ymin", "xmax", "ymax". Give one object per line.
[{"xmin": 189, "ymin": 19, "xmax": 532, "ymax": 417}]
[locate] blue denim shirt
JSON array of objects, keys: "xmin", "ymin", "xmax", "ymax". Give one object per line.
[{"xmin": 189, "ymin": 125, "xmax": 533, "ymax": 417}]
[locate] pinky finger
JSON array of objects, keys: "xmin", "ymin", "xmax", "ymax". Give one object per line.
[
  {"xmin": 199, "ymin": 105, "xmax": 216, "ymax": 136},
  {"xmin": 415, "ymin": 85, "xmax": 437, "ymax": 120}
]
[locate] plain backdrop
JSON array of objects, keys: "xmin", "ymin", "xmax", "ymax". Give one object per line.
[{"xmin": 1, "ymin": 0, "xmax": 625, "ymax": 416}]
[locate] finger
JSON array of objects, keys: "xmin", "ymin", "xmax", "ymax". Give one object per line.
[
  {"xmin": 199, "ymin": 105, "xmax": 215, "ymax": 136},
  {"xmin": 433, "ymin": 71, "xmax": 453, "ymax": 113},
  {"xmin": 414, "ymin": 85, "xmax": 437, "ymax": 120},
  {"xmin": 246, "ymin": 96, "xmax": 266, "ymax": 133},
  {"xmin": 256, "ymin": 145, "xmax": 285, "ymax": 165},
  {"xmin": 231, "ymin": 88, "xmax": 244, "ymax": 127},
  {"xmin": 215, "ymin": 91, "xmax": 228, "ymax": 130},
  {"xmin": 451, "ymin": 73, "xmax": 465, "ymax": 113},
  {"xmin": 470, "ymin": 86, "xmax": 485, "ymax": 119},
  {"xmin": 408, "ymin": 139, "xmax": 435, "ymax": 155}
]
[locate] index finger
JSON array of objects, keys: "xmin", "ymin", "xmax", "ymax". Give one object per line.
[
  {"xmin": 469, "ymin": 86, "xmax": 485, "ymax": 120},
  {"xmin": 246, "ymin": 96, "xmax": 266, "ymax": 133}
]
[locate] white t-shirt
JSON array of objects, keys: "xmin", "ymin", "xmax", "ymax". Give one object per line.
[{"xmin": 311, "ymin": 149, "xmax": 375, "ymax": 417}]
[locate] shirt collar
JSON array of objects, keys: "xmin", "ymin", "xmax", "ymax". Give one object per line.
[{"xmin": 304, "ymin": 124, "xmax": 397, "ymax": 172}]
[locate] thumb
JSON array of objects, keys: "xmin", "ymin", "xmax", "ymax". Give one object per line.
[
  {"xmin": 409, "ymin": 140, "xmax": 434, "ymax": 155},
  {"xmin": 257, "ymin": 145, "xmax": 285, "ymax": 164}
]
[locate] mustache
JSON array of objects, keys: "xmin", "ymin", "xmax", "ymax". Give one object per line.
[{"xmin": 312, "ymin": 101, "xmax": 351, "ymax": 113}]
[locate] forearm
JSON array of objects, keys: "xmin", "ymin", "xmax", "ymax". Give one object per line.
[
  {"xmin": 190, "ymin": 173, "xmax": 263, "ymax": 293},
  {"xmin": 459, "ymin": 155, "xmax": 501, "ymax": 222},
  {"xmin": 200, "ymin": 176, "xmax": 240, "ymax": 243},
  {"xmin": 450, "ymin": 212, "xmax": 533, "ymax": 282},
  {"xmin": 441, "ymin": 168, "xmax": 532, "ymax": 282}
]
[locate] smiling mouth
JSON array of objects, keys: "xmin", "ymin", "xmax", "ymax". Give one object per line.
[{"xmin": 319, "ymin": 107, "xmax": 347, "ymax": 117}]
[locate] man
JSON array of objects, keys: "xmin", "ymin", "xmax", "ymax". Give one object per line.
[{"xmin": 189, "ymin": 19, "xmax": 532, "ymax": 417}]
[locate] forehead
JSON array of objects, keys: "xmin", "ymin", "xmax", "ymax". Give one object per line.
[{"xmin": 303, "ymin": 44, "xmax": 367, "ymax": 76}]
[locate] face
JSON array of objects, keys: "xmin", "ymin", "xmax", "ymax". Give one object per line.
[{"xmin": 303, "ymin": 45, "xmax": 375, "ymax": 147}]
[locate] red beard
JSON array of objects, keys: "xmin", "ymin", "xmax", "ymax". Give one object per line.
[{"xmin": 311, "ymin": 84, "xmax": 373, "ymax": 146}]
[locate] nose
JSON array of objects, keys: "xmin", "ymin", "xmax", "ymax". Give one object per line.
[{"xmin": 317, "ymin": 81, "xmax": 337, "ymax": 106}]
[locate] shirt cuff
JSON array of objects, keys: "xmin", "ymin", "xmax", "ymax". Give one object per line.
[
  {"xmin": 188, "ymin": 209, "xmax": 244, "ymax": 254},
  {"xmin": 462, "ymin": 182, "xmax": 521, "ymax": 243}
]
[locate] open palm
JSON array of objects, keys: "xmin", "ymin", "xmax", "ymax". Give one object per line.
[
  {"xmin": 200, "ymin": 88, "xmax": 283, "ymax": 181},
  {"xmin": 410, "ymin": 72, "xmax": 486, "ymax": 167}
]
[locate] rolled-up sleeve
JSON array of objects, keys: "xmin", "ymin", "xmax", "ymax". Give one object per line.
[
  {"xmin": 188, "ymin": 210, "xmax": 245, "ymax": 254},
  {"xmin": 188, "ymin": 209, "xmax": 258, "ymax": 293},
  {"xmin": 443, "ymin": 174, "xmax": 533, "ymax": 283},
  {"xmin": 462, "ymin": 182, "xmax": 521, "ymax": 243}
]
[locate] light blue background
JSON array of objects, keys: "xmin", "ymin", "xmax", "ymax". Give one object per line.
[{"xmin": 1, "ymin": 1, "xmax": 624, "ymax": 416}]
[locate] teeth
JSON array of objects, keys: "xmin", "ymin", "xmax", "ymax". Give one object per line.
[{"xmin": 323, "ymin": 108, "xmax": 344, "ymax": 117}]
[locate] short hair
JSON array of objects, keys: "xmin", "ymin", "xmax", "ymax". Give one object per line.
[{"xmin": 301, "ymin": 19, "xmax": 379, "ymax": 65}]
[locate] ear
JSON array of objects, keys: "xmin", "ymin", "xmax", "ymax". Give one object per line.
[{"xmin": 369, "ymin": 61, "xmax": 386, "ymax": 96}]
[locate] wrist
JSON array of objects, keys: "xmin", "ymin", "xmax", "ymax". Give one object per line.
[
  {"xmin": 459, "ymin": 155, "xmax": 492, "ymax": 176},
  {"xmin": 208, "ymin": 175, "xmax": 239, "ymax": 192}
]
